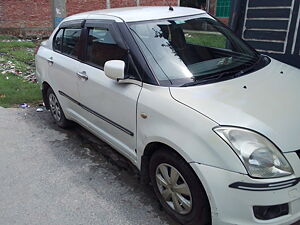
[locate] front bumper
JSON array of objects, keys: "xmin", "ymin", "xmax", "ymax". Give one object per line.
[{"xmin": 190, "ymin": 152, "xmax": 300, "ymax": 225}]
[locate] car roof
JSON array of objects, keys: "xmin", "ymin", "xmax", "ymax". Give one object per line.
[{"xmin": 66, "ymin": 6, "xmax": 206, "ymax": 23}]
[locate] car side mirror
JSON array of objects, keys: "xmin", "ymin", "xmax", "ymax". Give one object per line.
[{"xmin": 104, "ymin": 60, "xmax": 125, "ymax": 80}]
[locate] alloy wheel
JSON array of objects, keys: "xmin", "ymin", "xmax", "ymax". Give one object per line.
[
  {"xmin": 49, "ymin": 93, "xmax": 61, "ymax": 122},
  {"xmin": 156, "ymin": 163, "xmax": 192, "ymax": 215}
]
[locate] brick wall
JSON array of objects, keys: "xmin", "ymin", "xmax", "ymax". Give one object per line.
[
  {"xmin": 0, "ymin": 0, "xmax": 52, "ymax": 37},
  {"xmin": 66, "ymin": 0, "xmax": 178, "ymax": 16},
  {"xmin": 0, "ymin": 0, "xmax": 186, "ymax": 37},
  {"xmin": 66, "ymin": 0, "xmax": 106, "ymax": 16},
  {"xmin": 140, "ymin": 0, "xmax": 177, "ymax": 6},
  {"xmin": 218, "ymin": 17, "xmax": 229, "ymax": 24},
  {"xmin": 110, "ymin": 0, "xmax": 137, "ymax": 8}
]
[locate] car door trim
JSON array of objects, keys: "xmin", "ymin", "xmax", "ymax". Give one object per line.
[
  {"xmin": 58, "ymin": 90, "xmax": 134, "ymax": 136},
  {"xmin": 60, "ymin": 19, "xmax": 85, "ymax": 29}
]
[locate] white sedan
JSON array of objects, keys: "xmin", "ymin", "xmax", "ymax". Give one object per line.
[{"xmin": 35, "ymin": 6, "xmax": 300, "ymax": 225}]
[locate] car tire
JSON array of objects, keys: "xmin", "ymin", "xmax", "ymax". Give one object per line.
[
  {"xmin": 47, "ymin": 88, "xmax": 69, "ymax": 128},
  {"xmin": 149, "ymin": 149, "xmax": 211, "ymax": 225}
]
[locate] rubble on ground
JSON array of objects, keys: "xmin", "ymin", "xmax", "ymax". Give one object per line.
[
  {"xmin": 1, "ymin": 39, "xmax": 33, "ymax": 42},
  {"xmin": 0, "ymin": 48, "xmax": 37, "ymax": 83}
]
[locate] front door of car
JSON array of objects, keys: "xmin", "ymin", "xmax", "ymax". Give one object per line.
[{"xmin": 76, "ymin": 21, "xmax": 142, "ymax": 161}]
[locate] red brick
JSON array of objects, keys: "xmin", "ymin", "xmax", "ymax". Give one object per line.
[
  {"xmin": 1, "ymin": 0, "xmax": 218, "ymax": 37},
  {"xmin": 110, "ymin": 0, "xmax": 137, "ymax": 8},
  {"xmin": 0, "ymin": 0, "xmax": 52, "ymax": 36},
  {"xmin": 140, "ymin": 0, "xmax": 177, "ymax": 6},
  {"xmin": 66, "ymin": 0, "xmax": 106, "ymax": 16}
]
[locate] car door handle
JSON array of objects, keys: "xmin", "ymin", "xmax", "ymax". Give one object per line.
[
  {"xmin": 47, "ymin": 57, "xmax": 54, "ymax": 65},
  {"xmin": 76, "ymin": 71, "xmax": 88, "ymax": 80}
]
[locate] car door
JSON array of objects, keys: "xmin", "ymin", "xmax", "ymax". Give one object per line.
[
  {"xmin": 76, "ymin": 20, "xmax": 142, "ymax": 161},
  {"xmin": 48, "ymin": 21, "xmax": 84, "ymax": 116}
]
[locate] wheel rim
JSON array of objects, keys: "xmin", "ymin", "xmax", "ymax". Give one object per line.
[
  {"xmin": 156, "ymin": 163, "xmax": 192, "ymax": 215},
  {"xmin": 49, "ymin": 93, "xmax": 61, "ymax": 122}
]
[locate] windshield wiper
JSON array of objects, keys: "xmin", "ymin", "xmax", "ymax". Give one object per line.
[
  {"xmin": 233, "ymin": 55, "xmax": 264, "ymax": 77},
  {"xmin": 181, "ymin": 55, "xmax": 263, "ymax": 87},
  {"xmin": 181, "ymin": 69, "xmax": 242, "ymax": 87}
]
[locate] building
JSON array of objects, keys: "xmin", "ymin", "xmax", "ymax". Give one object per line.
[
  {"xmin": 180, "ymin": 0, "xmax": 231, "ymax": 24},
  {"xmin": 0, "ymin": 0, "xmax": 231, "ymax": 37}
]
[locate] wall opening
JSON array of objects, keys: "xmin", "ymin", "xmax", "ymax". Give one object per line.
[{"xmin": 180, "ymin": 0, "xmax": 207, "ymax": 10}]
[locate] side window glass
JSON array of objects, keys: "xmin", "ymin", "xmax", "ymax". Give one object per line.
[
  {"xmin": 62, "ymin": 28, "xmax": 81, "ymax": 57},
  {"xmin": 86, "ymin": 28, "xmax": 127, "ymax": 68},
  {"xmin": 53, "ymin": 29, "xmax": 64, "ymax": 52}
]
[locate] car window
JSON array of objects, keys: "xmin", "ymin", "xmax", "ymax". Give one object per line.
[
  {"xmin": 53, "ymin": 29, "xmax": 64, "ymax": 52},
  {"xmin": 130, "ymin": 16, "xmax": 259, "ymax": 84},
  {"xmin": 183, "ymin": 20, "xmax": 227, "ymax": 49},
  {"xmin": 62, "ymin": 28, "xmax": 81, "ymax": 58},
  {"xmin": 86, "ymin": 28, "xmax": 127, "ymax": 68}
]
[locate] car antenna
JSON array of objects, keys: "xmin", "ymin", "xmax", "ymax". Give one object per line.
[{"xmin": 165, "ymin": 0, "xmax": 174, "ymax": 11}]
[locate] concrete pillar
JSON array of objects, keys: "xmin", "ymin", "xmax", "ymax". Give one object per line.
[
  {"xmin": 52, "ymin": 0, "xmax": 66, "ymax": 28},
  {"xmin": 106, "ymin": 0, "xmax": 111, "ymax": 9},
  {"xmin": 206, "ymin": 0, "xmax": 210, "ymax": 12}
]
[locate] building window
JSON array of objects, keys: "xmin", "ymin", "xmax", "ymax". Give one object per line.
[
  {"xmin": 180, "ymin": 0, "xmax": 207, "ymax": 9},
  {"xmin": 216, "ymin": 0, "xmax": 231, "ymax": 17}
]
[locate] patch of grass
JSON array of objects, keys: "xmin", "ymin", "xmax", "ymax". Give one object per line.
[
  {"xmin": 0, "ymin": 36, "xmax": 42, "ymax": 107},
  {"xmin": 0, "ymin": 35, "xmax": 18, "ymax": 40},
  {"xmin": 185, "ymin": 32, "xmax": 227, "ymax": 49},
  {"xmin": 0, "ymin": 41, "xmax": 35, "ymax": 49},
  {"xmin": 0, "ymin": 47, "xmax": 11, "ymax": 54},
  {"xmin": 10, "ymin": 58, "xmax": 30, "ymax": 73},
  {"xmin": 10, "ymin": 50, "xmax": 34, "ymax": 63},
  {"xmin": 0, "ymin": 73, "xmax": 41, "ymax": 108}
]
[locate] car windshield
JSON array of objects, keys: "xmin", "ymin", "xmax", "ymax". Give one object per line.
[{"xmin": 129, "ymin": 15, "xmax": 261, "ymax": 86}]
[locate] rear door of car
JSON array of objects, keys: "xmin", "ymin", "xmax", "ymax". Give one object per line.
[
  {"xmin": 76, "ymin": 19, "xmax": 142, "ymax": 162},
  {"xmin": 48, "ymin": 20, "xmax": 85, "ymax": 116}
]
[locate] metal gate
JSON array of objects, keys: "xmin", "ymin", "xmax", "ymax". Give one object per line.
[{"xmin": 230, "ymin": 0, "xmax": 300, "ymax": 68}]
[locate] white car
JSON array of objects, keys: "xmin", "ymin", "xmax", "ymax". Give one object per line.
[{"xmin": 35, "ymin": 6, "xmax": 300, "ymax": 225}]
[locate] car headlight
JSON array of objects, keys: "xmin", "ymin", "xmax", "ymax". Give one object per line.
[{"xmin": 214, "ymin": 126, "xmax": 293, "ymax": 178}]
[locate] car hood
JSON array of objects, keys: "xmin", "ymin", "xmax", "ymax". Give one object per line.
[{"xmin": 170, "ymin": 59, "xmax": 300, "ymax": 152}]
